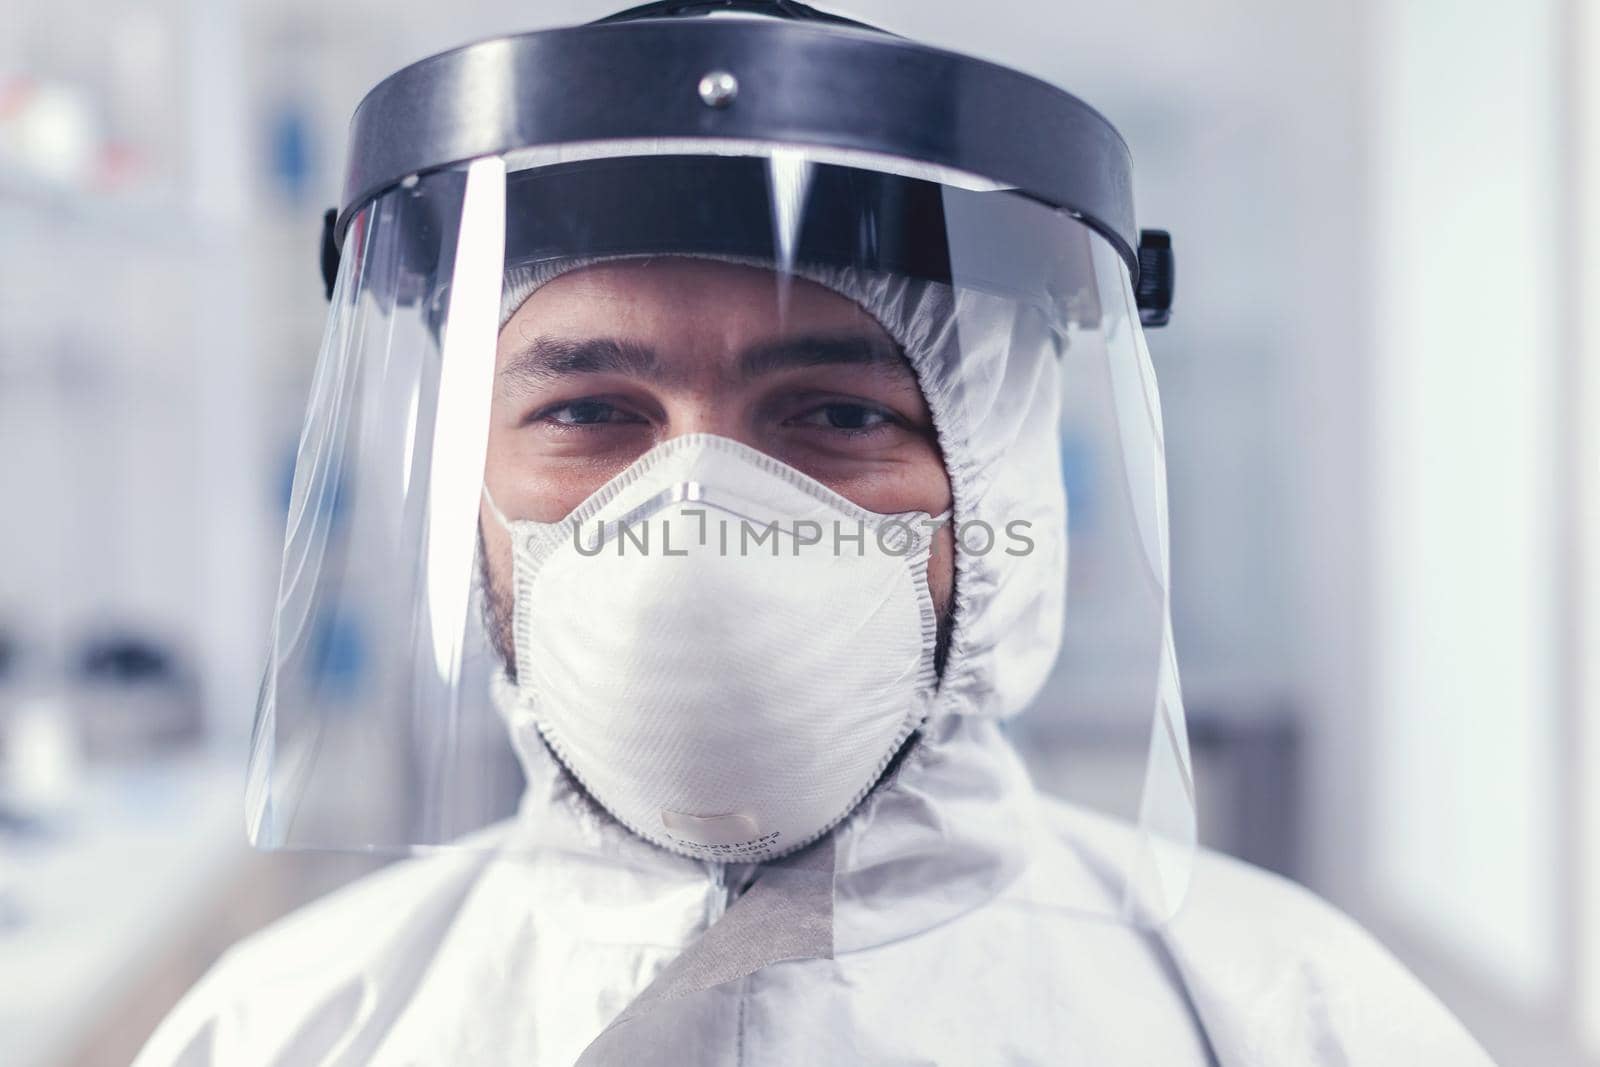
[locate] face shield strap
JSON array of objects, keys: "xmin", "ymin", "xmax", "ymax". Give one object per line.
[
  {"xmin": 497, "ymin": 155, "xmax": 1093, "ymax": 315},
  {"xmin": 356, "ymin": 154, "xmax": 1101, "ymax": 350},
  {"xmin": 590, "ymin": 0, "xmax": 889, "ymax": 33}
]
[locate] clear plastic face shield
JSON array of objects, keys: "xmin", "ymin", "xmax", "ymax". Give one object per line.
[{"xmin": 249, "ymin": 145, "xmax": 1192, "ymax": 926}]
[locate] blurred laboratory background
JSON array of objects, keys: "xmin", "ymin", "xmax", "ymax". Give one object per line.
[{"xmin": 1, "ymin": 0, "xmax": 1595, "ymax": 1063}]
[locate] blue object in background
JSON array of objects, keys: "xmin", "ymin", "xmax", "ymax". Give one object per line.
[
  {"xmin": 268, "ymin": 100, "xmax": 313, "ymax": 205},
  {"xmin": 306, "ymin": 610, "xmax": 367, "ymax": 704},
  {"xmin": 1059, "ymin": 434, "xmax": 1096, "ymax": 533}
]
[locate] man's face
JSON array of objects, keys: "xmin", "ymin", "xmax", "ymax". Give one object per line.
[{"xmin": 480, "ymin": 257, "xmax": 955, "ymax": 672}]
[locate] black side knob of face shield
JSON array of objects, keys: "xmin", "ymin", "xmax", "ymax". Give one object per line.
[
  {"xmin": 321, "ymin": 208, "xmax": 340, "ymax": 301},
  {"xmin": 1135, "ymin": 229, "xmax": 1175, "ymax": 328}
]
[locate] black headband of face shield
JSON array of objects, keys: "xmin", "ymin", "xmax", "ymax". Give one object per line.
[
  {"xmin": 326, "ymin": 154, "xmax": 1101, "ymax": 332},
  {"xmin": 505, "ymin": 155, "xmax": 963, "ymax": 284}
]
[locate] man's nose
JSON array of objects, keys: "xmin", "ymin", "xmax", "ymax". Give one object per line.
[{"xmin": 658, "ymin": 395, "xmax": 756, "ymax": 449}]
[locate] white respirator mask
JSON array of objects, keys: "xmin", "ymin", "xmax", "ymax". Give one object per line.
[{"xmin": 484, "ymin": 433, "xmax": 945, "ymax": 862}]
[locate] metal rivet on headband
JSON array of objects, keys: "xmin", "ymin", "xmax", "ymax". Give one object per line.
[{"xmin": 697, "ymin": 70, "xmax": 738, "ymax": 109}]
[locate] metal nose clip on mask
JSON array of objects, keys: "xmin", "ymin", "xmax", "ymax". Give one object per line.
[{"xmin": 482, "ymin": 433, "xmax": 946, "ymax": 863}]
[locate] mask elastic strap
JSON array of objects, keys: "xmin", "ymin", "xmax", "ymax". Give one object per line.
[{"xmin": 481, "ymin": 484, "xmax": 513, "ymax": 532}]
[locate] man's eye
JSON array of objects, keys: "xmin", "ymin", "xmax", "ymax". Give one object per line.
[
  {"xmin": 795, "ymin": 403, "xmax": 895, "ymax": 432},
  {"xmin": 538, "ymin": 400, "xmax": 641, "ymax": 426}
]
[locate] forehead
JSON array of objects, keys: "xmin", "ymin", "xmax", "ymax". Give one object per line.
[{"xmin": 498, "ymin": 258, "xmax": 891, "ymax": 355}]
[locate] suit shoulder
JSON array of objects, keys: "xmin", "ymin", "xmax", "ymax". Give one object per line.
[
  {"xmin": 1172, "ymin": 842, "xmax": 1497, "ymax": 1064},
  {"xmin": 1040, "ymin": 800, "xmax": 1496, "ymax": 1064},
  {"xmin": 133, "ymin": 848, "xmax": 492, "ymax": 1067}
]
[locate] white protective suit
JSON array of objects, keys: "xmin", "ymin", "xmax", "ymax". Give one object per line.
[
  {"xmin": 134, "ymin": 719, "xmax": 1497, "ymax": 1066},
  {"xmin": 137, "ymin": 258, "xmax": 1497, "ymax": 1066}
]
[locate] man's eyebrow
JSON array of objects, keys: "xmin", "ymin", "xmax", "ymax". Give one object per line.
[
  {"xmin": 497, "ymin": 337, "xmax": 660, "ymax": 392},
  {"xmin": 737, "ymin": 334, "xmax": 910, "ymax": 380}
]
